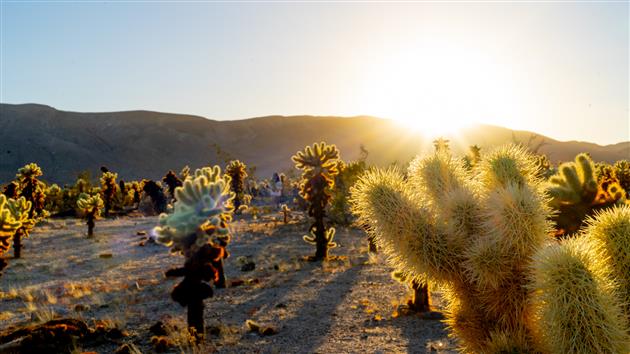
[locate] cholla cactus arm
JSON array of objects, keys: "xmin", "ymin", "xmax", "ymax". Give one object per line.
[
  {"xmin": 292, "ymin": 142, "xmax": 339, "ymax": 175},
  {"xmin": 76, "ymin": 193, "xmax": 104, "ymax": 217},
  {"xmin": 350, "ymin": 168, "xmax": 446, "ymax": 282},
  {"xmin": 585, "ymin": 205, "xmax": 630, "ymax": 315},
  {"xmin": 531, "ymin": 236, "xmax": 630, "ymax": 353},
  {"xmin": 16, "ymin": 163, "xmax": 42, "ymax": 180},
  {"xmin": 0, "ymin": 195, "xmax": 21, "ymax": 240},
  {"xmin": 153, "ymin": 166, "xmax": 234, "ymax": 252}
]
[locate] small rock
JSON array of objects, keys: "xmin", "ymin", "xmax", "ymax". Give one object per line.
[
  {"xmin": 240, "ymin": 262, "xmax": 256, "ymax": 272},
  {"xmin": 149, "ymin": 321, "xmax": 168, "ymax": 336},
  {"xmin": 136, "ymin": 231, "xmax": 147, "ymax": 236},
  {"xmin": 74, "ymin": 304, "xmax": 90, "ymax": 312},
  {"xmin": 275, "ymin": 303, "xmax": 287, "ymax": 309},
  {"xmin": 99, "ymin": 253, "xmax": 113, "ymax": 259},
  {"xmin": 114, "ymin": 344, "xmax": 133, "ymax": 354}
]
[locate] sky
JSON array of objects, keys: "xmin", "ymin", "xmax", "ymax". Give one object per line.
[{"xmin": 1, "ymin": 1, "xmax": 628, "ymax": 145}]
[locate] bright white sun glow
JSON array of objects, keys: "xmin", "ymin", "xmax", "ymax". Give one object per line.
[{"xmin": 355, "ymin": 40, "xmax": 520, "ymax": 138}]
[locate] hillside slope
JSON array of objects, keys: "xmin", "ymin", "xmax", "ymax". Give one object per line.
[{"xmin": 1, "ymin": 103, "xmax": 628, "ymax": 184}]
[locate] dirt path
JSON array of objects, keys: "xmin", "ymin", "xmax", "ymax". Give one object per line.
[{"xmin": 0, "ymin": 212, "xmax": 456, "ymax": 353}]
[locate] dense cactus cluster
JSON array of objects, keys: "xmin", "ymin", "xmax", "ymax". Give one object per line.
[
  {"xmin": 100, "ymin": 171, "xmax": 118, "ymax": 217},
  {"xmin": 76, "ymin": 193, "xmax": 104, "ymax": 237},
  {"xmin": 292, "ymin": 142, "xmax": 340, "ymax": 261},
  {"xmin": 225, "ymin": 160, "xmax": 248, "ymax": 213},
  {"xmin": 153, "ymin": 166, "xmax": 235, "ymax": 336},
  {"xmin": 547, "ymin": 153, "xmax": 627, "ymax": 236}
]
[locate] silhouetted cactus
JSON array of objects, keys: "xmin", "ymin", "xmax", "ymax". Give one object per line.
[
  {"xmin": 391, "ymin": 271, "xmax": 430, "ymax": 313},
  {"xmin": 462, "ymin": 145, "xmax": 481, "ymax": 170},
  {"xmin": 76, "ymin": 193, "xmax": 104, "ymax": 237},
  {"xmin": 16, "ymin": 163, "xmax": 46, "ymax": 219},
  {"xmin": 100, "ymin": 171, "xmax": 118, "ymax": 217},
  {"xmin": 614, "ymin": 160, "xmax": 630, "ymax": 194},
  {"xmin": 142, "ymin": 180, "xmax": 167, "ymax": 214},
  {"xmin": 2, "ymin": 182, "xmax": 19, "ymax": 199},
  {"xmin": 292, "ymin": 142, "xmax": 340, "ymax": 261},
  {"xmin": 153, "ymin": 166, "xmax": 234, "ymax": 337},
  {"xmin": 0, "ymin": 195, "xmax": 23, "ymax": 273},
  {"xmin": 225, "ymin": 160, "xmax": 248, "ymax": 213},
  {"xmin": 162, "ymin": 171, "xmax": 183, "ymax": 202}
]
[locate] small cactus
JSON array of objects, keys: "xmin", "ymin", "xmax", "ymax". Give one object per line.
[
  {"xmin": 280, "ymin": 204, "xmax": 291, "ymax": 224},
  {"xmin": 6, "ymin": 197, "xmax": 34, "ymax": 259},
  {"xmin": 162, "ymin": 170, "xmax": 183, "ymax": 202},
  {"xmin": 0, "ymin": 195, "xmax": 23, "ymax": 274},
  {"xmin": 225, "ymin": 160, "xmax": 248, "ymax": 213},
  {"xmin": 16, "ymin": 163, "xmax": 46, "ymax": 219},
  {"xmin": 76, "ymin": 193, "xmax": 104, "ymax": 237},
  {"xmin": 292, "ymin": 142, "xmax": 340, "ymax": 261},
  {"xmin": 100, "ymin": 171, "xmax": 118, "ymax": 217},
  {"xmin": 153, "ymin": 166, "xmax": 234, "ymax": 337}
]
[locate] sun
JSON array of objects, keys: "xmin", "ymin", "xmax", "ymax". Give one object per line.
[{"xmin": 354, "ymin": 40, "xmax": 518, "ymax": 139}]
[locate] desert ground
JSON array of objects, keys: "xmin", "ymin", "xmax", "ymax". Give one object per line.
[{"xmin": 0, "ymin": 210, "xmax": 456, "ymax": 353}]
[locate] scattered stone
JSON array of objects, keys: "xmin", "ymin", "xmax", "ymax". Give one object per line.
[
  {"xmin": 149, "ymin": 321, "xmax": 167, "ymax": 336},
  {"xmin": 98, "ymin": 253, "xmax": 113, "ymax": 259},
  {"xmin": 136, "ymin": 231, "xmax": 147, "ymax": 236},
  {"xmin": 275, "ymin": 303, "xmax": 287, "ymax": 309},
  {"xmin": 74, "ymin": 304, "xmax": 89, "ymax": 312},
  {"xmin": 241, "ymin": 262, "xmax": 256, "ymax": 272}
]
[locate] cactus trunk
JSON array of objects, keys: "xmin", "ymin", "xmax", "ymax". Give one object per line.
[
  {"xmin": 12, "ymin": 228, "xmax": 23, "ymax": 259},
  {"xmin": 214, "ymin": 258, "xmax": 226, "ymax": 289},
  {"xmin": 313, "ymin": 215, "xmax": 328, "ymax": 261},
  {"xmin": 187, "ymin": 299, "xmax": 205, "ymax": 338},
  {"xmin": 87, "ymin": 217, "xmax": 95, "ymax": 237},
  {"xmin": 410, "ymin": 280, "xmax": 430, "ymax": 312}
]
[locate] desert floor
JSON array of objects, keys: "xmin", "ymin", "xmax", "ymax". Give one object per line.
[{"xmin": 0, "ymin": 210, "xmax": 456, "ymax": 353}]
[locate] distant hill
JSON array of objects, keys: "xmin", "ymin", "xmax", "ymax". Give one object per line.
[{"xmin": 1, "ymin": 103, "xmax": 628, "ymax": 184}]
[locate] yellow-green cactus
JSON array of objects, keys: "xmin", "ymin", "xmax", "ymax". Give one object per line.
[
  {"xmin": 6, "ymin": 196, "xmax": 34, "ymax": 259},
  {"xmin": 225, "ymin": 160, "xmax": 248, "ymax": 212},
  {"xmin": 15, "ymin": 163, "xmax": 46, "ymax": 219},
  {"xmin": 585, "ymin": 205, "xmax": 630, "ymax": 316},
  {"xmin": 292, "ymin": 142, "xmax": 340, "ymax": 260},
  {"xmin": 530, "ymin": 236, "xmax": 630, "ymax": 353},
  {"xmin": 77, "ymin": 193, "xmax": 104, "ymax": 237},
  {"xmin": 100, "ymin": 171, "xmax": 118, "ymax": 217},
  {"xmin": 153, "ymin": 166, "xmax": 234, "ymax": 253},
  {"xmin": 0, "ymin": 195, "xmax": 22, "ymax": 273},
  {"xmin": 350, "ymin": 145, "xmax": 553, "ymax": 352}
]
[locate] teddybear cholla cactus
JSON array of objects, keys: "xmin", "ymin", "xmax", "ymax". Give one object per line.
[
  {"xmin": 7, "ymin": 196, "xmax": 34, "ymax": 259},
  {"xmin": 352, "ymin": 145, "xmax": 630, "ymax": 353},
  {"xmin": 153, "ymin": 166, "xmax": 234, "ymax": 337},
  {"xmin": 16, "ymin": 163, "xmax": 46, "ymax": 219},
  {"xmin": 162, "ymin": 170, "xmax": 183, "ymax": 202},
  {"xmin": 100, "ymin": 171, "xmax": 118, "ymax": 217},
  {"xmin": 0, "ymin": 195, "xmax": 24, "ymax": 274},
  {"xmin": 351, "ymin": 145, "xmax": 554, "ymax": 352},
  {"xmin": 292, "ymin": 142, "xmax": 340, "ymax": 261},
  {"xmin": 76, "ymin": 193, "xmax": 104, "ymax": 237},
  {"xmin": 547, "ymin": 153, "xmax": 627, "ymax": 236},
  {"xmin": 530, "ymin": 205, "xmax": 630, "ymax": 353},
  {"xmin": 225, "ymin": 160, "xmax": 248, "ymax": 213}
]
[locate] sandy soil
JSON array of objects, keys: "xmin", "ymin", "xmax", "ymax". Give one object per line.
[{"xmin": 0, "ymin": 211, "xmax": 456, "ymax": 353}]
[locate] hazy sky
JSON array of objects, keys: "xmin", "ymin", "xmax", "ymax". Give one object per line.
[{"xmin": 1, "ymin": 2, "xmax": 628, "ymax": 145}]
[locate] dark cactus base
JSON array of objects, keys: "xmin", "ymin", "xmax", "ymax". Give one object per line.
[
  {"xmin": 166, "ymin": 243, "xmax": 227, "ymax": 337},
  {"xmin": 409, "ymin": 281, "xmax": 431, "ymax": 313}
]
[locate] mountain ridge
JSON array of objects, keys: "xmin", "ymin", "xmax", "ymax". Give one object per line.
[{"xmin": 1, "ymin": 103, "xmax": 628, "ymax": 184}]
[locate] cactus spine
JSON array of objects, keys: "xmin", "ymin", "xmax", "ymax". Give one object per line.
[
  {"xmin": 292, "ymin": 142, "xmax": 340, "ymax": 261},
  {"xmin": 76, "ymin": 193, "xmax": 104, "ymax": 237},
  {"xmin": 153, "ymin": 166, "xmax": 234, "ymax": 337}
]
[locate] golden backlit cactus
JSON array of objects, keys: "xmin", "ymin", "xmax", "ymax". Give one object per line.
[
  {"xmin": 530, "ymin": 236, "xmax": 630, "ymax": 353},
  {"xmin": 15, "ymin": 162, "xmax": 46, "ymax": 219},
  {"xmin": 350, "ymin": 145, "xmax": 554, "ymax": 352},
  {"xmin": 585, "ymin": 205, "xmax": 630, "ymax": 316},
  {"xmin": 0, "ymin": 195, "xmax": 22, "ymax": 274},
  {"xmin": 292, "ymin": 142, "xmax": 340, "ymax": 260},
  {"xmin": 76, "ymin": 193, "xmax": 104, "ymax": 237},
  {"xmin": 7, "ymin": 196, "xmax": 34, "ymax": 259},
  {"xmin": 100, "ymin": 171, "xmax": 118, "ymax": 217}
]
